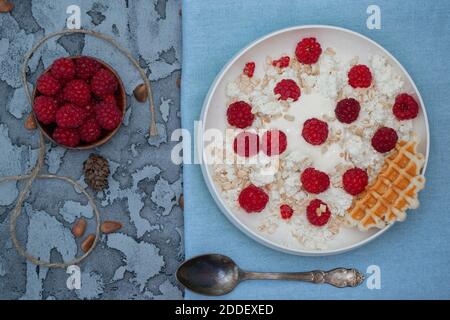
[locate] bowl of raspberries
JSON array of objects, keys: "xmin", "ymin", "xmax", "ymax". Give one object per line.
[{"xmin": 32, "ymin": 56, "xmax": 126, "ymax": 149}]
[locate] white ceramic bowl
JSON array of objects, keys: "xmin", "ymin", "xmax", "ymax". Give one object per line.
[{"xmin": 199, "ymin": 25, "xmax": 429, "ymax": 256}]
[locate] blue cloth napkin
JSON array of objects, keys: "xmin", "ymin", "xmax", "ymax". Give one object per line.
[{"xmin": 181, "ymin": 0, "xmax": 450, "ymax": 299}]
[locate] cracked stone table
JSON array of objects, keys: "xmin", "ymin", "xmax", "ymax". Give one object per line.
[{"xmin": 0, "ymin": 0, "xmax": 183, "ymax": 300}]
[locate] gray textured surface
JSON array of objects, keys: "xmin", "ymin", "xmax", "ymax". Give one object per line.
[{"xmin": 0, "ymin": 0, "xmax": 183, "ymax": 300}]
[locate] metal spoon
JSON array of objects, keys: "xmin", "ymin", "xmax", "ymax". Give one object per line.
[{"xmin": 176, "ymin": 254, "xmax": 365, "ymax": 296}]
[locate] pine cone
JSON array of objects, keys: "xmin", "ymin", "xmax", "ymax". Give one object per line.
[{"xmin": 83, "ymin": 154, "xmax": 110, "ymax": 192}]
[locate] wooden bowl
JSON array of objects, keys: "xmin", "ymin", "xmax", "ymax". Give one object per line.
[{"xmin": 32, "ymin": 56, "xmax": 126, "ymax": 150}]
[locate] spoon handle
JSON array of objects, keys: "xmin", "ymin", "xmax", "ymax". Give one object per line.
[{"xmin": 241, "ymin": 268, "xmax": 364, "ymax": 288}]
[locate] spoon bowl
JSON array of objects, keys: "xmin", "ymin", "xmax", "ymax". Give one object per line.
[
  {"xmin": 176, "ymin": 253, "xmax": 365, "ymax": 296},
  {"xmin": 177, "ymin": 254, "xmax": 240, "ymax": 296}
]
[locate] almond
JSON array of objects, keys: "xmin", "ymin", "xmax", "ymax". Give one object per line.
[
  {"xmin": 24, "ymin": 114, "xmax": 37, "ymax": 130},
  {"xmin": 71, "ymin": 218, "xmax": 87, "ymax": 238},
  {"xmin": 179, "ymin": 194, "xmax": 184, "ymax": 209},
  {"xmin": 100, "ymin": 220, "xmax": 122, "ymax": 234},
  {"xmin": 0, "ymin": 1, "xmax": 14, "ymax": 13},
  {"xmin": 133, "ymin": 83, "xmax": 148, "ymax": 102},
  {"xmin": 81, "ymin": 234, "xmax": 95, "ymax": 253}
]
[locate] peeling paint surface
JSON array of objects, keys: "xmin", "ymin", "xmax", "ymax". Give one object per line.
[
  {"xmin": 107, "ymin": 233, "xmax": 165, "ymax": 292},
  {"xmin": 0, "ymin": 0, "xmax": 183, "ymax": 300}
]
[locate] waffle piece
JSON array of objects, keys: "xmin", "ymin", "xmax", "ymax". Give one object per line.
[{"xmin": 346, "ymin": 138, "xmax": 426, "ymax": 231}]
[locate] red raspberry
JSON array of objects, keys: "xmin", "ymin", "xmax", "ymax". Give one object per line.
[
  {"xmin": 227, "ymin": 101, "xmax": 254, "ymax": 129},
  {"xmin": 91, "ymin": 68, "xmax": 118, "ymax": 97},
  {"xmin": 261, "ymin": 129, "xmax": 287, "ymax": 156},
  {"xmin": 342, "ymin": 168, "xmax": 369, "ymax": 196},
  {"xmin": 302, "ymin": 118, "xmax": 328, "ymax": 145},
  {"xmin": 102, "ymin": 95, "xmax": 117, "ymax": 106},
  {"xmin": 63, "ymin": 79, "xmax": 91, "ymax": 107},
  {"xmin": 82, "ymin": 101, "xmax": 97, "ymax": 117},
  {"xmin": 75, "ymin": 57, "xmax": 101, "ymax": 80},
  {"xmin": 50, "ymin": 58, "xmax": 75, "ymax": 81},
  {"xmin": 280, "ymin": 204, "xmax": 293, "ymax": 219},
  {"xmin": 238, "ymin": 185, "xmax": 269, "ymax": 213},
  {"xmin": 79, "ymin": 117, "xmax": 102, "ymax": 143},
  {"xmin": 371, "ymin": 127, "xmax": 398, "ymax": 153},
  {"xmin": 335, "ymin": 98, "xmax": 360, "ymax": 124},
  {"xmin": 274, "ymin": 79, "xmax": 301, "ymax": 101},
  {"xmin": 36, "ymin": 73, "xmax": 61, "ymax": 96},
  {"xmin": 54, "ymin": 90, "xmax": 66, "ymax": 106},
  {"xmin": 295, "ymin": 37, "xmax": 322, "ymax": 64},
  {"xmin": 272, "ymin": 56, "xmax": 290, "ymax": 68},
  {"xmin": 348, "ymin": 64, "xmax": 372, "ymax": 88},
  {"xmin": 392, "ymin": 93, "xmax": 419, "ymax": 120},
  {"xmin": 301, "ymin": 167, "xmax": 330, "ymax": 194},
  {"xmin": 33, "ymin": 96, "xmax": 58, "ymax": 124},
  {"xmin": 233, "ymin": 132, "xmax": 259, "ymax": 157},
  {"xmin": 243, "ymin": 62, "xmax": 255, "ymax": 78},
  {"xmin": 56, "ymin": 104, "xmax": 87, "ymax": 128},
  {"xmin": 95, "ymin": 101, "xmax": 122, "ymax": 130},
  {"xmin": 306, "ymin": 199, "xmax": 331, "ymax": 226},
  {"xmin": 53, "ymin": 127, "xmax": 80, "ymax": 147}
]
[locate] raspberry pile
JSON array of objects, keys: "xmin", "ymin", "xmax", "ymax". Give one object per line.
[{"xmin": 33, "ymin": 56, "xmax": 122, "ymax": 147}]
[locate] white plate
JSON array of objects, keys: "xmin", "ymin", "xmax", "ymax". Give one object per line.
[{"xmin": 199, "ymin": 25, "xmax": 429, "ymax": 256}]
